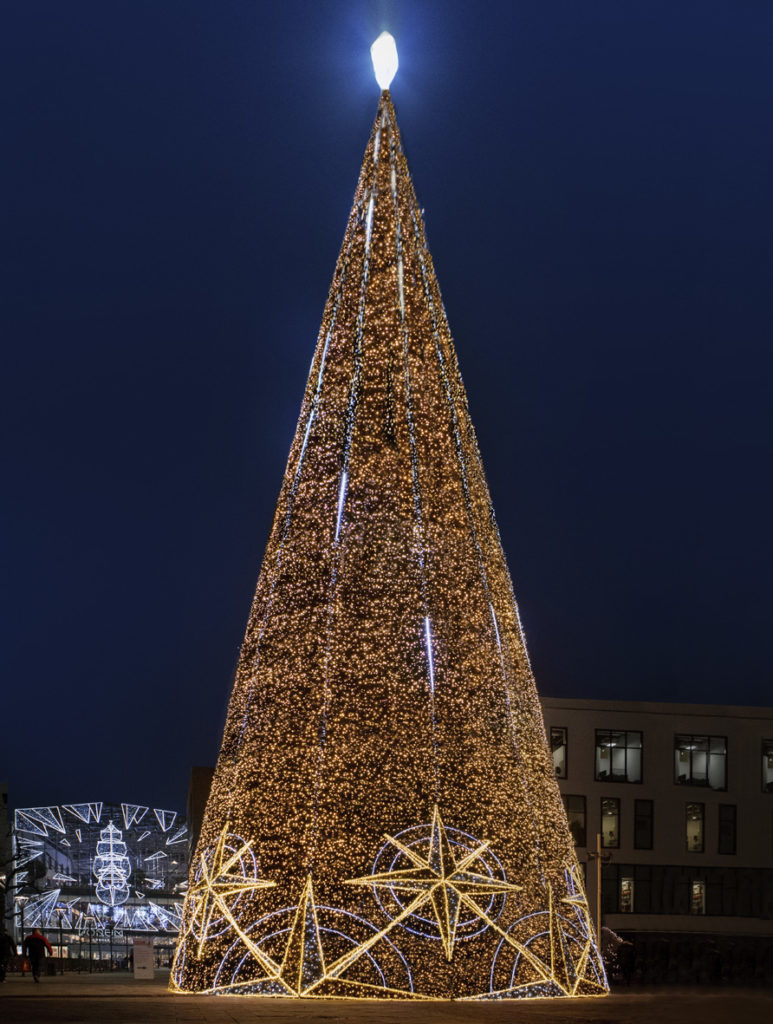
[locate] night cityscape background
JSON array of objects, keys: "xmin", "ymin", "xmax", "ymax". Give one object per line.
[{"xmin": 4, "ymin": 1, "xmax": 772, "ymax": 814}]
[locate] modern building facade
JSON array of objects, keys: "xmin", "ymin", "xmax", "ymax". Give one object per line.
[
  {"xmin": 541, "ymin": 698, "xmax": 773, "ymax": 950},
  {"xmin": 8, "ymin": 801, "xmax": 189, "ymax": 965}
]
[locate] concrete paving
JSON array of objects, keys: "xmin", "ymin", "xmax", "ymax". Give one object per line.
[{"xmin": 0, "ymin": 971, "xmax": 770, "ymax": 1024}]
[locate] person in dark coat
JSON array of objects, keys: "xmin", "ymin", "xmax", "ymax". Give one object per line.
[
  {"xmin": 0, "ymin": 925, "xmax": 17, "ymax": 982},
  {"xmin": 23, "ymin": 929, "xmax": 53, "ymax": 981}
]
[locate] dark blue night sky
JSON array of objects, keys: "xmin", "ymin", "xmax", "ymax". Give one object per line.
[{"xmin": 4, "ymin": 1, "xmax": 772, "ymax": 811}]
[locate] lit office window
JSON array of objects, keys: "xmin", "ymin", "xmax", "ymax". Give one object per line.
[
  {"xmin": 762, "ymin": 739, "xmax": 773, "ymax": 792},
  {"xmin": 686, "ymin": 802, "xmax": 704, "ymax": 852},
  {"xmin": 718, "ymin": 804, "xmax": 737, "ymax": 855},
  {"xmin": 619, "ymin": 876, "xmax": 634, "ymax": 913},
  {"xmin": 601, "ymin": 797, "xmax": 620, "ymax": 849},
  {"xmin": 634, "ymin": 799, "xmax": 654, "ymax": 850},
  {"xmin": 595, "ymin": 730, "xmax": 643, "ymax": 783},
  {"xmin": 551, "ymin": 727, "xmax": 568, "ymax": 778},
  {"xmin": 674, "ymin": 734, "xmax": 727, "ymax": 790},
  {"xmin": 690, "ymin": 880, "xmax": 706, "ymax": 915},
  {"xmin": 563, "ymin": 795, "xmax": 586, "ymax": 846}
]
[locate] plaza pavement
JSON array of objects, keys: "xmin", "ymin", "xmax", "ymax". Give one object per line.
[{"xmin": 0, "ymin": 971, "xmax": 770, "ymax": 1024}]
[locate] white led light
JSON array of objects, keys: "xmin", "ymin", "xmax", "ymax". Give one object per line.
[
  {"xmin": 370, "ymin": 32, "xmax": 398, "ymax": 90},
  {"xmin": 335, "ymin": 470, "xmax": 348, "ymax": 541},
  {"xmin": 365, "ymin": 193, "xmax": 374, "ymax": 250},
  {"xmin": 424, "ymin": 616, "xmax": 435, "ymax": 694}
]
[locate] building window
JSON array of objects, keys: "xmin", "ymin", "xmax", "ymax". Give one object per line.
[
  {"xmin": 674, "ymin": 734, "xmax": 727, "ymax": 790},
  {"xmin": 601, "ymin": 797, "xmax": 620, "ymax": 848},
  {"xmin": 595, "ymin": 730, "xmax": 642, "ymax": 783},
  {"xmin": 762, "ymin": 740, "xmax": 773, "ymax": 792},
  {"xmin": 551, "ymin": 727, "xmax": 568, "ymax": 778},
  {"xmin": 718, "ymin": 804, "xmax": 737, "ymax": 855},
  {"xmin": 634, "ymin": 799, "xmax": 654, "ymax": 850},
  {"xmin": 686, "ymin": 802, "xmax": 704, "ymax": 852},
  {"xmin": 620, "ymin": 876, "xmax": 634, "ymax": 913},
  {"xmin": 690, "ymin": 880, "xmax": 706, "ymax": 915},
  {"xmin": 563, "ymin": 795, "xmax": 586, "ymax": 846}
]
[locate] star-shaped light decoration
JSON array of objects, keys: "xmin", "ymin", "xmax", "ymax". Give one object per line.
[
  {"xmin": 347, "ymin": 806, "xmax": 521, "ymax": 960},
  {"xmin": 561, "ymin": 859, "xmax": 592, "ymax": 915},
  {"xmin": 278, "ymin": 875, "xmax": 327, "ymax": 995},
  {"xmin": 477, "ymin": 866, "xmax": 608, "ymax": 1000},
  {"xmin": 187, "ymin": 825, "xmax": 275, "ymax": 957}
]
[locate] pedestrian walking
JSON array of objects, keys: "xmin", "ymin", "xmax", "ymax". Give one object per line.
[
  {"xmin": 0, "ymin": 925, "xmax": 16, "ymax": 982},
  {"xmin": 22, "ymin": 928, "xmax": 53, "ymax": 982}
]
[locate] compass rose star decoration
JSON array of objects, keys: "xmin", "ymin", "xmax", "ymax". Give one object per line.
[
  {"xmin": 347, "ymin": 806, "xmax": 521, "ymax": 960},
  {"xmin": 188, "ymin": 825, "xmax": 275, "ymax": 955},
  {"xmin": 561, "ymin": 860, "xmax": 592, "ymax": 914}
]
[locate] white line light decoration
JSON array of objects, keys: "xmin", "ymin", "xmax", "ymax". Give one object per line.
[
  {"xmin": 335, "ymin": 470, "xmax": 348, "ymax": 542},
  {"xmin": 154, "ymin": 809, "xmax": 177, "ymax": 832},
  {"xmin": 93, "ymin": 821, "xmax": 132, "ymax": 906},
  {"xmin": 424, "ymin": 616, "xmax": 436, "ymax": 695},
  {"xmin": 365, "ymin": 194, "xmax": 375, "ymax": 251},
  {"xmin": 122, "ymin": 803, "xmax": 149, "ymax": 829}
]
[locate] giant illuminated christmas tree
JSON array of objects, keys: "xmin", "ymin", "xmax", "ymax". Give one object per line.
[{"xmin": 172, "ymin": 35, "xmax": 607, "ymax": 1000}]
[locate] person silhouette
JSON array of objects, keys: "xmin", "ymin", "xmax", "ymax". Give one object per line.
[
  {"xmin": 23, "ymin": 929, "xmax": 53, "ymax": 982},
  {"xmin": 0, "ymin": 925, "xmax": 17, "ymax": 982}
]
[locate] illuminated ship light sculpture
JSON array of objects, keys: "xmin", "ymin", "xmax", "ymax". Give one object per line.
[
  {"xmin": 172, "ymin": 34, "xmax": 608, "ymax": 1000},
  {"xmin": 93, "ymin": 821, "xmax": 132, "ymax": 906}
]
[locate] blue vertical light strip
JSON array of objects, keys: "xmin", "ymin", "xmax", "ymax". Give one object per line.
[
  {"xmin": 513, "ymin": 600, "xmax": 534, "ymax": 677},
  {"xmin": 365, "ymin": 194, "xmax": 375, "ymax": 251},
  {"xmin": 223, "ymin": 189, "xmax": 364, "ymax": 819},
  {"xmin": 424, "ymin": 616, "xmax": 435, "ymax": 694},
  {"xmin": 335, "ymin": 470, "xmax": 348, "ymax": 543},
  {"xmin": 231, "ymin": 284, "xmax": 344, "ymax": 754},
  {"xmin": 489, "ymin": 602, "xmax": 514, "ymax": 731},
  {"xmin": 307, "ymin": 115, "xmax": 386, "ymax": 867},
  {"xmin": 297, "ymin": 328, "xmax": 331, "ymax": 470},
  {"xmin": 386, "ymin": 107, "xmax": 440, "ymax": 801},
  {"xmin": 408, "ymin": 202, "xmax": 545, "ymax": 880}
]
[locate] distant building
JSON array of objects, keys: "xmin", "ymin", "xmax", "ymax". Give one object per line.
[
  {"xmin": 542, "ymin": 697, "xmax": 773, "ymax": 981},
  {"xmin": 0, "ymin": 781, "xmax": 11, "ymax": 924},
  {"xmin": 9, "ymin": 801, "xmax": 189, "ymax": 963},
  {"xmin": 186, "ymin": 766, "xmax": 214, "ymax": 863}
]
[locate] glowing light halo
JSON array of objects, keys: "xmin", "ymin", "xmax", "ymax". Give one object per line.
[{"xmin": 370, "ymin": 32, "xmax": 398, "ymax": 90}]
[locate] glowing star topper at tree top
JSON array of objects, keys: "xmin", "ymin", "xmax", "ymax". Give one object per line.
[
  {"xmin": 171, "ymin": 38, "xmax": 608, "ymax": 1001},
  {"xmin": 371, "ymin": 31, "xmax": 398, "ymax": 90}
]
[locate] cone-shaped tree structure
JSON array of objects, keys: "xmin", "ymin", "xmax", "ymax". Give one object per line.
[{"xmin": 172, "ymin": 87, "xmax": 608, "ymax": 1000}]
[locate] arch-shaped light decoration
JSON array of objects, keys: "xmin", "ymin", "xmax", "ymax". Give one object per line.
[{"xmin": 370, "ymin": 32, "xmax": 398, "ymax": 90}]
